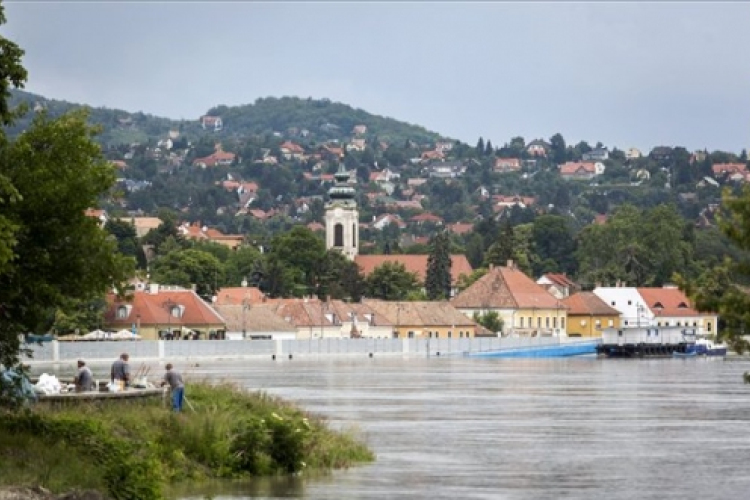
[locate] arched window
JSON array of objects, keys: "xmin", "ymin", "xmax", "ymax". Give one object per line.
[
  {"xmin": 334, "ymin": 223, "xmax": 343, "ymax": 247},
  {"xmin": 117, "ymin": 306, "xmax": 128, "ymax": 319},
  {"xmin": 352, "ymin": 224, "xmax": 357, "ymax": 247}
]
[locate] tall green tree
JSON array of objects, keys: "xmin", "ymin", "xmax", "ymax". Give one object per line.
[
  {"xmin": 366, "ymin": 262, "xmax": 420, "ymax": 300},
  {"xmin": 0, "ymin": 111, "xmax": 135, "ymax": 367},
  {"xmin": 680, "ymin": 185, "xmax": 750, "ymax": 353},
  {"xmin": 425, "ymin": 232, "xmax": 452, "ymax": 300}
]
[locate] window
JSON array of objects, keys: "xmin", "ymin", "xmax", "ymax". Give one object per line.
[
  {"xmin": 628, "ymin": 300, "xmax": 632, "ymax": 306},
  {"xmin": 116, "ymin": 306, "xmax": 128, "ymax": 319},
  {"xmin": 595, "ymin": 320, "xmax": 601, "ymax": 328},
  {"xmin": 536, "ymin": 317, "xmax": 541, "ymax": 328},
  {"xmin": 436, "ymin": 332, "xmax": 440, "ymax": 338},
  {"xmin": 545, "ymin": 318, "xmax": 550, "ymax": 328},
  {"xmin": 352, "ymin": 224, "xmax": 357, "ymax": 247},
  {"xmin": 611, "ymin": 301, "xmax": 616, "ymax": 306},
  {"xmin": 562, "ymin": 318, "xmax": 566, "ymax": 328},
  {"xmin": 520, "ymin": 317, "xmax": 525, "ymax": 328},
  {"xmin": 334, "ymin": 223, "xmax": 343, "ymax": 247},
  {"xmin": 608, "ymin": 319, "xmax": 613, "ymax": 327},
  {"xmin": 624, "ymin": 320, "xmax": 629, "ymax": 326},
  {"xmin": 707, "ymin": 322, "xmax": 712, "ymax": 332},
  {"xmin": 408, "ymin": 331, "xmax": 415, "ymax": 338},
  {"xmin": 553, "ymin": 317, "xmax": 557, "ymax": 328},
  {"xmin": 581, "ymin": 320, "xmax": 587, "ymax": 326},
  {"xmin": 448, "ymin": 331, "xmax": 452, "ymax": 338},
  {"xmin": 171, "ymin": 306, "xmax": 181, "ymax": 318}
]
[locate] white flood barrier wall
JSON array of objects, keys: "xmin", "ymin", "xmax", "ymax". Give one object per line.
[{"xmin": 22, "ymin": 336, "xmax": 573, "ymax": 364}]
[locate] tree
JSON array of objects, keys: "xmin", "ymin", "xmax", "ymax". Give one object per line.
[
  {"xmin": 473, "ymin": 311, "xmax": 503, "ymax": 334},
  {"xmin": 476, "ymin": 137, "xmax": 485, "ymax": 157},
  {"xmin": 484, "ymin": 218, "xmax": 515, "ymax": 267},
  {"xmin": 150, "ymin": 248, "xmax": 224, "ymax": 300},
  {"xmin": 549, "ymin": 133, "xmax": 567, "ymax": 164},
  {"xmin": 681, "ymin": 185, "xmax": 750, "ymax": 353},
  {"xmin": 425, "ymin": 232, "xmax": 452, "ymax": 300},
  {"xmin": 366, "ymin": 262, "xmax": 420, "ymax": 300},
  {"xmin": 105, "ymin": 219, "xmax": 146, "ymax": 268},
  {"xmin": 0, "ymin": 111, "xmax": 135, "ymax": 368}
]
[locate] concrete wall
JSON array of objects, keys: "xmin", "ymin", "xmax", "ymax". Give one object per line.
[{"xmin": 22, "ymin": 336, "xmax": 571, "ymax": 364}]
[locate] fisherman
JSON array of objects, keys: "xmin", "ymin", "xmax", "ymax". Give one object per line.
[
  {"xmin": 110, "ymin": 352, "xmax": 130, "ymax": 390},
  {"xmin": 74, "ymin": 360, "xmax": 95, "ymax": 392},
  {"xmin": 160, "ymin": 363, "xmax": 184, "ymax": 413}
]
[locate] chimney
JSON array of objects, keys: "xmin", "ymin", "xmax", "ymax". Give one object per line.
[
  {"xmin": 489, "ymin": 263, "xmax": 494, "ymax": 270},
  {"xmin": 149, "ymin": 283, "xmax": 159, "ymax": 294},
  {"xmin": 507, "ymin": 259, "xmax": 514, "ymax": 269}
]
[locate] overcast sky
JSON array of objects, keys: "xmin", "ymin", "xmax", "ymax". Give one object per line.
[{"xmin": 3, "ymin": 1, "xmax": 749, "ymax": 153}]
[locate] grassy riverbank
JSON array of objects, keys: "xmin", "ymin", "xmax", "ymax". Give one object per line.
[{"xmin": 0, "ymin": 382, "xmax": 374, "ymax": 500}]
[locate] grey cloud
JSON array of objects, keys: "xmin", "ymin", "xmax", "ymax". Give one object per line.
[{"xmin": 3, "ymin": 1, "xmax": 749, "ymax": 152}]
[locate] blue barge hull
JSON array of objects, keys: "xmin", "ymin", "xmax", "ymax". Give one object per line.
[{"xmin": 468, "ymin": 340, "xmax": 599, "ymax": 358}]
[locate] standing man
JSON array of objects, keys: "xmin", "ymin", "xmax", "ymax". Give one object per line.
[
  {"xmin": 160, "ymin": 363, "xmax": 184, "ymax": 413},
  {"xmin": 74, "ymin": 360, "xmax": 95, "ymax": 392},
  {"xmin": 110, "ymin": 353, "xmax": 130, "ymax": 390}
]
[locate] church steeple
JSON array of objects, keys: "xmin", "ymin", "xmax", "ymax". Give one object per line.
[{"xmin": 325, "ymin": 164, "xmax": 359, "ymax": 260}]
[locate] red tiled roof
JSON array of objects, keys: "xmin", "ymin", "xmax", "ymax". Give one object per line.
[
  {"xmin": 560, "ymin": 161, "xmax": 596, "ymax": 175},
  {"xmin": 214, "ymin": 286, "xmax": 266, "ymax": 306},
  {"xmin": 452, "ymin": 265, "xmax": 564, "ymax": 309},
  {"xmin": 543, "ymin": 273, "xmax": 577, "ymax": 288},
  {"xmin": 712, "ymin": 163, "xmax": 747, "ymax": 175},
  {"xmin": 562, "ymin": 292, "xmax": 619, "ymax": 316},
  {"xmin": 410, "ymin": 213, "xmax": 443, "ymax": 223},
  {"xmin": 104, "ymin": 290, "xmax": 225, "ymax": 328},
  {"xmin": 447, "ymin": 223, "xmax": 473, "ymax": 235},
  {"xmin": 636, "ymin": 287, "xmax": 705, "ymax": 317},
  {"xmin": 354, "ymin": 254, "xmax": 473, "ymax": 285}
]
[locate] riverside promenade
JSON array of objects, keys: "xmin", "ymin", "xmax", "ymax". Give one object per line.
[{"xmin": 22, "ymin": 337, "xmax": 593, "ymax": 365}]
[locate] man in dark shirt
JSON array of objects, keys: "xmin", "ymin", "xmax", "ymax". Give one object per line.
[
  {"xmin": 160, "ymin": 363, "xmax": 184, "ymax": 412},
  {"xmin": 74, "ymin": 360, "xmax": 95, "ymax": 392},
  {"xmin": 110, "ymin": 353, "xmax": 130, "ymax": 390}
]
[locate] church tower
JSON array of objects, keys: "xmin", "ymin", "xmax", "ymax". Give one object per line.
[{"xmin": 325, "ymin": 164, "xmax": 358, "ymax": 260}]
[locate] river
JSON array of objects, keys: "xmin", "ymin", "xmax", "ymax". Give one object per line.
[{"xmin": 39, "ymin": 355, "xmax": 750, "ymax": 499}]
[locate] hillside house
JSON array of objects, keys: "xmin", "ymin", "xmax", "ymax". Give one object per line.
[
  {"xmin": 201, "ymin": 116, "xmax": 223, "ymax": 132},
  {"xmin": 372, "ymin": 213, "xmax": 406, "ymax": 230},
  {"xmin": 193, "ymin": 150, "xmax": 236, "ymax": 168},
  {"xmin": 559, "ymin": 161, "xmax": 605, "ymax": 181},
  {"xmin": 582, "ymin": 148, "xmax": 609, "ymax": 162},
  {"xmin": 626, "ymin": 147, "xmax": 642, "ymax": 160},
  {"xmin": 526, "ymin": 140, "xmax": 550, "ymax": 157},
  {"xmin": 712, "ymin": 163, "xmax": 747, "ymax": 177},
  {"xmin": 280, "ymin": 141, "xmax": 305, "ymax": 160},
  {"xmin": 425, "ymin": 161, "xmax": 466, "ymax": 178},
  {"xmin": 494, "ymin": 158, "xmax": 521, "ymax": 173}
]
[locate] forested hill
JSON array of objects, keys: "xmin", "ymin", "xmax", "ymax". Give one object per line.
[
  {"xmin": 7, "ymin": 90, "xmax": 445, "ymax": 146},
  {"xmin": 205, "ymin": 96, "xmax": 444, "ymax": 144}
]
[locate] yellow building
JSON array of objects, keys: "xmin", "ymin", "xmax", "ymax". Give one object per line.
[
  {"xmin": 364, "ymin": 300, "xmax": 477, "ymax": 339},
  {"xmin": 451, "ymin": 263, "xmax": 568, "ymax": 336},
  {"xmin": 561, "ymin": 291, "xmax": 621, "ymax": 337}
]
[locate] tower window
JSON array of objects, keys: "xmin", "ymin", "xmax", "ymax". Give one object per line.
[
  {"xmin": 334, "ymin": 223, "xmax": 343, "ymax": 247},
  {"xmin": 353, "ymin": 224, "xmax": 357, "ymax": 247}
]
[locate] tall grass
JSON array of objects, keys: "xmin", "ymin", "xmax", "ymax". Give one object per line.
[{"xmin": 0, "ymin": 382, "xmax": 374, "ymax": 499}]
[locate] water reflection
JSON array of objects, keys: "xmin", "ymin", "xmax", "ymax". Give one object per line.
[{"xmin": 32, "ymin": 356, "xmax": 750, "ymax": 500}]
